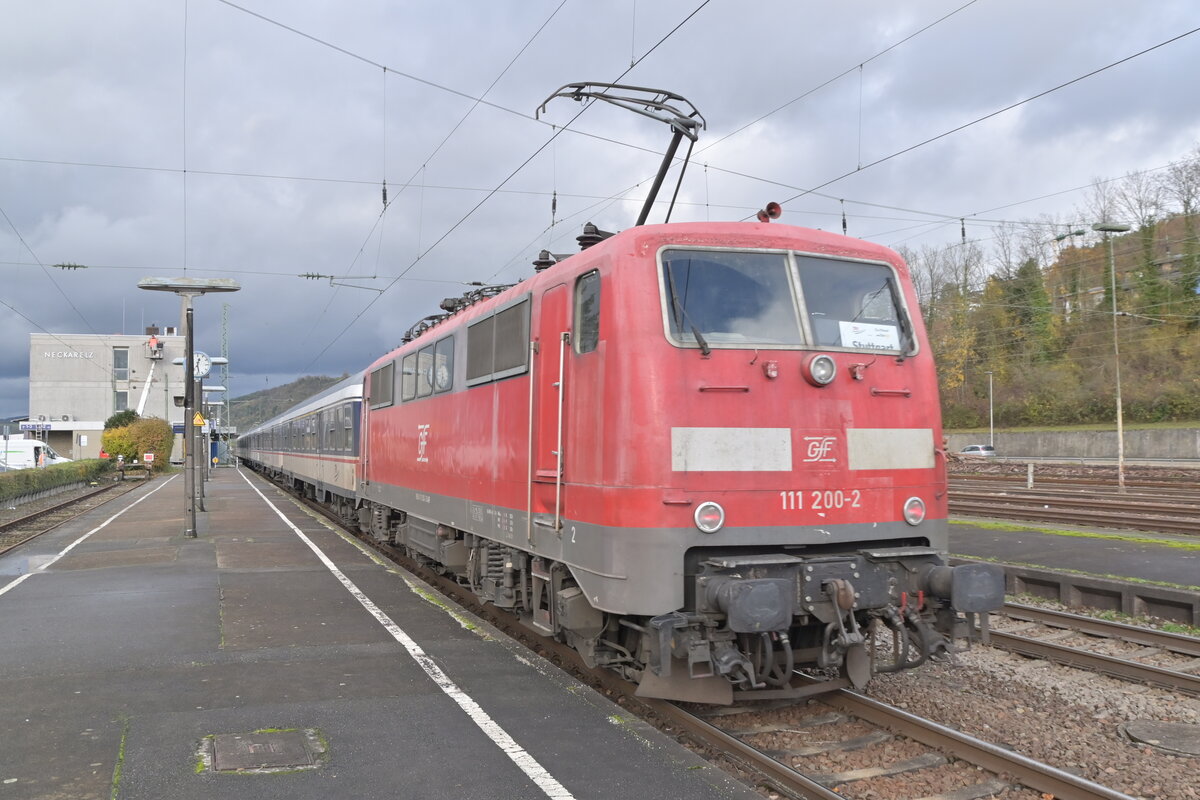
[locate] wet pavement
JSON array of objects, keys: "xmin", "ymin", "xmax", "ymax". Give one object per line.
[{"xmin": 0, "ymin": 468, "xmax": 761, "ymax": 800}]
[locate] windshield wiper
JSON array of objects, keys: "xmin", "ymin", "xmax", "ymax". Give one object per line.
[
  {"xmin": 884, "ymin": 279, "xmax": 914, "ymax": 360},
  {"xmin": 665, "ymin": 263, "xmax": 711, "ymax": 357}
]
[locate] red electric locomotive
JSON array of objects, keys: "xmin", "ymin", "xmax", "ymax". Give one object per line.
[
  {"xmin": 247, "ymin": 84, "xmax": 1003, "ymax": 703},
  {"xmin": 356, "ymin": 211, "xmax": 1002, "ymax": 702}
]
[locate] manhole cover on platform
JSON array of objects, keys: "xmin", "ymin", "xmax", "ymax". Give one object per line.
[
  {"xmin": 208, "ymin": 728, "xmax": 324, "ymax": 773},
  {"xmin": 1120, "ymin": 720, "xmax": 1200, "ymax": 757}
]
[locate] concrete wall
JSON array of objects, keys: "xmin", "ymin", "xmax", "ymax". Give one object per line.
[{"xmin": 946, "ymin": 429, "xmax": 1200, "ymax": 461}]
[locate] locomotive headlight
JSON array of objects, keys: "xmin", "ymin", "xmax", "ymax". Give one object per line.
[
  {"xmin": 903, "ymin": 496, "xmax": 926, "ymax": 526},
  {"xmin": 803, "ymin": 354, "xmax": 837, "ymax": 386},
  {"xmin": 694, "ymin": 501, "xmax": 725, "ymax": 534}
]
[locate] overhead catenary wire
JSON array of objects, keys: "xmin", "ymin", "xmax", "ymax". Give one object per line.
[{"xmin": 302, "ymin": 1, "xmax": 715, "ymax": 370}]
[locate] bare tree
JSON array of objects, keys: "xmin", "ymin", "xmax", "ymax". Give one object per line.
[
  {"xmin": 1083, "ymin": 177, "xmax": 1120, "ymax": 228},
  {"xmin": 1114, "ymin": 169, "xmax": 1166, "ymax": 229},
  {"xmin": 1161, "ymin": 145, "xmax": 1200, "ymax": 218}
]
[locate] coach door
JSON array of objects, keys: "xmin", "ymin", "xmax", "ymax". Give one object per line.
[{"xmin": 529, "ymin": 283, "xmax": 570, "ymax": 535}]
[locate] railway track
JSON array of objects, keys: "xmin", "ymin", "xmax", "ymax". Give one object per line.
[
  {"xmin": 947, "ymin": 479, "xmax": 1200, "ymax": 533},
  {"xmin": 273, "ymin": 477, "xmax": 1153, "ymax": 800},
  {"xmin": 989, "ymin": 603, "xmax": 1200, "ymax": 697},
  {"xmin": 0, "ymin": 482, "xmax": 136, "ymax": 556}
]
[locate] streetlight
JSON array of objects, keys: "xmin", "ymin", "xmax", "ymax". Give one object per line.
[
  {"xmin": 1091, "ymin": 222, "xmax": 1132, "ymax": 492},
  {"xmin": 985, "ymin": 370, "xmax": 994, "ymax": 447},
  {"xmin": 137, "ymin": 277, "xmax": 240, "ymax": 537}
]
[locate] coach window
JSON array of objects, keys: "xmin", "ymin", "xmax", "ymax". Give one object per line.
[
  {"xmin": 416, "ymin": 345, "xmax": 434, "ymax": 398},
  {"xmin": 399, "ymin": 353, "xmax": 417, "ymax": 401},
  {"xmin": 433, "ymin": 336, "xmax": 454, "ymax": 392},
  {"xmin": 370, "ymin": 361, "xmax": 395, "ymax": 409},
  {"xmin": 574, "ymin": 270, "xmax": 600, "ymax": 354}
]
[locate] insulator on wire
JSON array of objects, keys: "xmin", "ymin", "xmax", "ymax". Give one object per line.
[
  {"xmin": 382, "ymin": 180, "xmax": 388, "ymax": 207},
  {"xmin": 961, "ymin": 218, "xmax": 966, "ymax": 245},
  {"xmin": 841, "ymin": 200, "xmax": 847, "ymax": 236}
]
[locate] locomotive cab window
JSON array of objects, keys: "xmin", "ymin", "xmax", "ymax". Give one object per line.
[
  {"xmin": 660, "ymin": 250, "xmax": 803, "ymax": 346},
  {"xmin": 658, "ymin": 248, "xmax": 912, "ymax": 354},
  {"xmin": 796, "ymin": 256, "xmax": 907, "ymax": 353},
  {"xmin": 574, "ymin": 270, "xmax": 601, "ymax": 354}
]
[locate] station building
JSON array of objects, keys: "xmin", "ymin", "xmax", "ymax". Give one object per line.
[{"xmin": 25, "ymin": 326, "xmax": 189, "ymax": 460}]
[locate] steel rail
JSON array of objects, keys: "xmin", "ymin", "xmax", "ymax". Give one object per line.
[
  {"xmin": 0, "ymin": 482, "xmax": 130, "ymax": 555},
  {"xmin": 1001, "ymin": 602, "xmax": 1200, "ymax": 657},
  {"xmin": 818, "ymin": 689, "xmax": 1138, "ymax": 800},
  {"xmin": 986, "ymin": 630, "xmax": 1200, "ymax": 696},
  {"xmin": 948, "ymin": 500, "xmax": 1200, "ymax": 534},
  {"xmin": 643, "ymin": 699, "xmax": 844, "ymax": 800},
  {"xmin": 952, "ymin": 489, "xmax": 1200, "ymax": 515}
]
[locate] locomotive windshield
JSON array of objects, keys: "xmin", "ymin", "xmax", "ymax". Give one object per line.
[{"xmin": 660, "ymin": 249, "xmax": 910, "ymax": 353}]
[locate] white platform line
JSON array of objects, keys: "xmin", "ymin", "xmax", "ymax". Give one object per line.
[
  {"xmin": 0, "ymin": 476, "xmax": 177, "ymax": 599},
  {"xmin": 240, "ymin": 471, "xmax": 576, "ymax": 800}
]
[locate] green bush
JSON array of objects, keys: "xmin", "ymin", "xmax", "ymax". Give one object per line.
[
  {"xmin": 0, "ymin": 459, "xmax": 112, "ymax": 503},
  {"xmin": 101, "ymin": 417, "xmax": 174, "ymax": 472}
]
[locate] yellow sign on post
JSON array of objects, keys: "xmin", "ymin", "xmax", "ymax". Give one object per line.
[{"xmin": 193, "ymin": 412, "xmax": 206, "ymax": 426}]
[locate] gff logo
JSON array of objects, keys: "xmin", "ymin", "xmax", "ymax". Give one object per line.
[
  {"xmin": 416, "ymin": 424, "xmax": 431, "ymax": 463},
  {"xmin": 803, "ymin": 436, "xmax": 837, "ymax": 463}
]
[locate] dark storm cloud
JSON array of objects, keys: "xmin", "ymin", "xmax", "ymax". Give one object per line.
[{"xmin": 2, "ymin": 0, "xmax": 1199, "ymax": 416}]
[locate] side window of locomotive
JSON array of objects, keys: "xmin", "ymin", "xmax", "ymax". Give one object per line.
[
  {"xmin": 416, "ymin": 345, "xmax": 434, "ymax": 398},
  {"xmin": 796, "ymin": 257, "xmax": 904, "ymax": 352},
  {"xmin": 493, "ymin": 298, "xmax": 529, "ymax": 376},
  {"xmin": 400, "ymin": 353, "xmax": 418, "ymax": 401},
  {"xmin": 574, "ymin": 270, "xmax": 600, "ymax": 354},
  {"xmin": 660, "ymin": 250, "xmax": 802, "ymax": 346},
  {"xmin": 370, "ymin": 361, "xmax": 395, "ymax": 409},
  {"xmin": 466, "ymin": 295, "xmax": 530, "ymax": 386},
  {"xmin": 434, "ymin": 336, "xmax": 454, "ymax": 392}
]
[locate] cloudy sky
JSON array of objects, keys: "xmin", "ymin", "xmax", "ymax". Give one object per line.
[{"xmin": 3, "ymin": 1, "xmax": 1198, "ymax": 418}]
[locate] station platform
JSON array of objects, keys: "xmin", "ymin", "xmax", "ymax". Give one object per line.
[{"xmin": 0, "ymin": 468, "xmax": 760, "ymax": 800}]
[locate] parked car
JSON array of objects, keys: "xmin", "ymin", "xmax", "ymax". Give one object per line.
[{"xmin": 959, "ymin": 444, "xmax": 996, "ymax": 458}]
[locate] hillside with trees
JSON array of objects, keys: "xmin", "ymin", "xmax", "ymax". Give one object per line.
[
  {"xmin": 228, "ymin": 374, "xmax": 347, "ymax": 434},
  {"xmin": 907, "ymin": 146, "xmax": 1200, "ymax": 429}
]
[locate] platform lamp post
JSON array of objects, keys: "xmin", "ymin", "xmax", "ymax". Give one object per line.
[
  {"xmin": 137, "ymin": 278, "xmax": 240, "ymax": 537},
  {"xmin": 1091, "ymin": 222, "xmax": 1133, "ymax": 492},
  {"xmin": 985, "ymin": 371, "xmax": 994, "ymax": 448}
]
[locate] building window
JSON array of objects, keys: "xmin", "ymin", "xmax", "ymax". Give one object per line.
[
  {"xmin": 114, "ymin": 391, "xmax": 129, "ymax": 412},
  {"xmin": 113, "ymin": 347, "xmax": 129, "ymax": 381}
]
